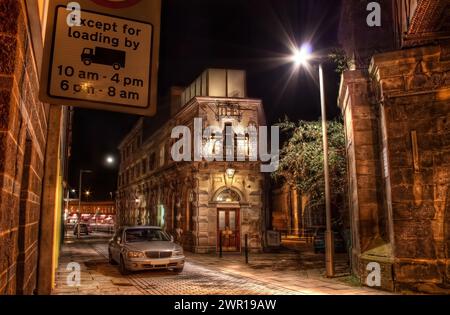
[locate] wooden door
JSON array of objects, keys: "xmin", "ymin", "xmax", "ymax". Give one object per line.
[{"xmin": 217, "ymin": 208, "xmax": 240, "ymax": 252}]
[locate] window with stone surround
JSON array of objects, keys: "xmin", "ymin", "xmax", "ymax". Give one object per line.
[
  {"xmin": 216, "ymin": 189, "xmax": 241, "ymax": 202},
  {"xmin": 149, "ymin": 153, "xmax": 156, "ymax": 171},
  {"xmin": 159, "ymin": 144, "xmax": 165, "ymax": 167},
  {"xmin": 142, "ymin": 158, "xmax": 147, "ymax": 174}
]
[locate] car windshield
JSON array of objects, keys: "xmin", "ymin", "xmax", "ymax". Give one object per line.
[{"xmin": 125, "ymin": 228, "xmax": 170, "ymax": 243}]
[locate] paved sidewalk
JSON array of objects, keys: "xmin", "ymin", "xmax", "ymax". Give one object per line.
[
  {"xmin": 184, "ymin": 252, "xmax": 382, "ymax": 295},
  {"xmin": 53, "ymin": 237, "xmax": 141, "ymax": 295},
  {"xmin": 52, "ymin": 235, "xmax": 388, "ymax": 295}
]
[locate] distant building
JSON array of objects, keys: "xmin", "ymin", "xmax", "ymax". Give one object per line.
[
  {"xmin": 117, "ymin": 69, "xmax": 269, "ymax": 253},
  {"xmin": 338, "ymin": 0, "xmax": 450, "ymax": 292},
  {"xmin": 67, "ymin": 201, "xmax": 116, "ymax": 215}
]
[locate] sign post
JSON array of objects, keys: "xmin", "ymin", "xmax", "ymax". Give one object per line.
[{"xmin": 39, "ymin": 0, "xmax": 161, "ymax": 116}]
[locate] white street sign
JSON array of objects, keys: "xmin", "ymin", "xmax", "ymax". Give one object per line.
[{"xmin": 40, "ymin": 0, "xmax": 161, "ymax": 116}]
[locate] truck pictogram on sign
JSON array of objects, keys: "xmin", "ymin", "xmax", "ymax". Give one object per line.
[{"xmin": 81, "ymin": 47, "xmax": 126, "ymax": 70}]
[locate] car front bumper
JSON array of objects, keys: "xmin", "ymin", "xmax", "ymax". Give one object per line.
[{"xmin": 124, "ymin": 256, "xmax": 185, "ymax": 271}]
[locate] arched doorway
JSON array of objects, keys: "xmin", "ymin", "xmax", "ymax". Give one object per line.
[{"xmin": 215, "ymin": 188, "xmax": 241, "ymax": 252}]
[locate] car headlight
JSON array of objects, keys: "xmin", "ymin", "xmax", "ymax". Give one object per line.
[
  {"xmin": 173, "ymin": 249, "xmax": 184, "ymax": 256},
  {"xmin": 127, "ymin": 251, "xmax": 144, "ymax": 258}
]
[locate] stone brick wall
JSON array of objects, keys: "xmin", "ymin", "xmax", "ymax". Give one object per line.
[
  {"xmin": 0, "ymin": 0, "xmax": 49, "ymax": 294},
  {"xmin": 370, "ymin": 45, "xmax": 450, "ymax": 292},
  {"xmin": 339, "ymin": 44, "xmax": 450, "ymax": 293}
]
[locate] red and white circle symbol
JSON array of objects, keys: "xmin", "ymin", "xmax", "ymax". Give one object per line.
[{"xmin": 90, "ymin": 0, "xmax": 143, "ymax": 9}]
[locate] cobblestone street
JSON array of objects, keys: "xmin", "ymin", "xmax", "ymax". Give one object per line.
[{"xmin": 52, "ymin": 234, "xmax": 387, "ymax": 295}]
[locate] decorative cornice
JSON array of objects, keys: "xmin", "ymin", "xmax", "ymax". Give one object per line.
[{"xmin": 404, "ymin": 0, "xmax": 450, "ymax": 47}]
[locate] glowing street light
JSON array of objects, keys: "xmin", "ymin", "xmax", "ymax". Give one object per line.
[
  {"xmin": 291, "ymin": 44, "xmax": 313, "ymax": 67},
  {"xmin": 291, "ymin": 44, "xmax": 335, "ymax": 278},
  {"xmin": 106, "ymin": 155, "xmax": 115, "ymax": 164}
]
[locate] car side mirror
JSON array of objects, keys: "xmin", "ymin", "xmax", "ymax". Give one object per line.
[{"xmin": 117, "ymin": 237, "xmax": 122, "ymax": 244}]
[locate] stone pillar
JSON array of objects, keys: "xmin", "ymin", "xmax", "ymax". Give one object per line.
[
  {"xmin": 37, "ymin": 105, "xmax": 62, "ymax": 295},
  {"xmin": 195, "ymin": 174, "xmax": 213, "ymax": 253},
  {"xmin": 338, "ymin": 70, "xmax": 391, "ymax": 288}
]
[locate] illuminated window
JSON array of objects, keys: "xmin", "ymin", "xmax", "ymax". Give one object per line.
[
  {"xmin": 159, "ymin": 144, "xmax": 165, "ymax": 167},
  {"xmin": 157, "ymin": 205, "xmax": 165, "ymax": 227},
  {"xmin": 216, "ymin": 189, "xmax": 240, "ymax": 202}
]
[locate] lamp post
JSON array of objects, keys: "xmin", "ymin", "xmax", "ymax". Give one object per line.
[
  {"xmin": 78, "ymin": 169, "xmax": 92, "ymax": 239},
  {"xmin": 291, "ymin": 44, "xmax": 335, "ymax": 277}
]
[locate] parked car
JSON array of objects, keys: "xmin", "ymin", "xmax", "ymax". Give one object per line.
[
  {"xmin": 73, "ymin": 223, "xmax": 91, "ymax": 236},
  {"xmin": 108, "ymin": 226, "xmax": 185, "ymax": 275},
  {"xmin": 313, "ymin": 228, "xmax": 346, "ymax": 253}
]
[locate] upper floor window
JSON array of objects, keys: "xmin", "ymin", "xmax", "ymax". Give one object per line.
[
  {"xmin": 223, "ymin": 122, "xmax": 234, "ymax": 158},
  {"xmin": 135, "ymin": 164, "xmax": 140, "ymax": 178},
  {"xmin": 159, "ymin": 144, "xmax": 165, "ymax": 167},
  {"xmin": 142, "ymin": 158, "xmax": 147, "ymax": 174},
  {"xmin": 149, "ymin": 153, "xmax": 156, "ymax": 171}
]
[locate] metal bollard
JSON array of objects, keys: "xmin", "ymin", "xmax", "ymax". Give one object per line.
[
  {"xmin": 219, "ymin": 232, "xmax": 223, "ymax": 258},
  {"xmin": 245, "ymin": 234, "xmax": 249, "ymax": 264}
]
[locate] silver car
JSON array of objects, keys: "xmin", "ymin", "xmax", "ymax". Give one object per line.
[{"xmin": 108, "ymin": 226, "xmax": 185, "ymax": 274}]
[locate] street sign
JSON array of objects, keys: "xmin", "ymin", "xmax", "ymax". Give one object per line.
[{"xmin": 39, "ymin": 0, "xmax": 161, "ymax": 116}]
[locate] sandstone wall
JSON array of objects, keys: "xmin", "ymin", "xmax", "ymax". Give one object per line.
[
  {"xmin": 370, "ymin": 45, "xmax": 450, "ymax": 292},
  {"xmin": 339, "ymin": 44, "xmax": 450, "ymax": 293},
  {"xmin": 0, "ymin": 0, "xmax": 49, "ymax": 294}
]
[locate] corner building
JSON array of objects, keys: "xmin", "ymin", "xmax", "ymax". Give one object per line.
[{"xmin": 117, "ymin": 69, "xmax": 269, "ymax": 253}]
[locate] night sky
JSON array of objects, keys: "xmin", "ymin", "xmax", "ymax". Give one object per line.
[{"xmin": 69, "ymin": 0, "xmax": 343, "ymax": 201}]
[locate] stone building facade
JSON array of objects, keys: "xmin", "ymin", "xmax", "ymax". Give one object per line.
[
  {"xmin": 0, "ymin": 0, "xmax": 70, "ymax": 295},
  {"xmin": 338, "ymin": 0, "xmax": 450, "ymax": 292},
  {"xmin": 117, "ymin": 69, "xmax": 268, "ymax": 253}
]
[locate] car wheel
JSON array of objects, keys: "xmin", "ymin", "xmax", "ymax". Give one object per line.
[
  {"xmin": 113, "ymin": 63, "xmax": 121, "ymax": 70},
  {"xmin": 109, "ymin": 250, "xmax": 117, "ymax": 265},
  {"xmin": 119, "ymin": 255, "xmax": 130, "ymax": 275},
  {"xmin": 83, "ymin": 59, "xmax": 92, "ymax": 65}
]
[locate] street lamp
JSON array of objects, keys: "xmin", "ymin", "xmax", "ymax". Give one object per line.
[
  {"xmin": 291, "ymin": 44, "xmax": 335, "ymax": 277},
  {"xmin": 106, "ymin": 155, "xmax": 115, "ymax": 165},
  {"xmin": 85, "ymin": 190, "xmax": 91, "ymax": 201},
  {"xmin": 291, "ymin": 43, "xmax": 312, "ymax": 67},
  {"xmin": 78, "ymin": 169, "xmax": 93, "ymax": 239}
]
